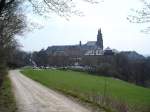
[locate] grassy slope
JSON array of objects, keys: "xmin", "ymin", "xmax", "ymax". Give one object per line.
[
  {"xmin": 0, "ymin": 76, "xmax": 17, "ymax": 112},
  {"xmin": 21, "ymin": 69, "xmax": 150, "ymax": 112}
]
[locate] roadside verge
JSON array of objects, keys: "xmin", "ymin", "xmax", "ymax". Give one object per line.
[{"xmin": 0, "ymin": 75, "xmax": 17, "ymax": 112}]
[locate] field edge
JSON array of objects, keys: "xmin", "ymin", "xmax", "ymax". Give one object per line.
[
  {"xmin": 0, "ymin": 74, "xmax": 18, "ymax": 112},
  {"xmin": 21, "ymin": 69, "xmax": 150, "ymax": 112}
]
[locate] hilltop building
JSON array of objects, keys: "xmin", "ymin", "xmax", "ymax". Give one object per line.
[
  {"xmin": 104, "ymin": 47, "xmax": 119, "ymax": 55},
  {"xmin": 46, "ymin": 28, "xmax": 104, "ymax": 56},
  {"xmin": 45, "ymin": 28, "xmax": 118, "ymax": 66},
  {"xmin": 84, "ymin": 29, "xmax": 104, "ymax": 56}
]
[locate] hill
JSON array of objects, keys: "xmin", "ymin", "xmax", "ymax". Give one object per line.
[{"xmin": 21, "ymin": 68, "xmax": 150, "ymax": 112}]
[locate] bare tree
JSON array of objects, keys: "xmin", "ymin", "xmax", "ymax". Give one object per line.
[
  {"xmin": 127, "ymin": 0, "xmax": 150, "ymax": 33},
  {"xmin": 0, "ymin": 1, "xmax": 26, "ymax": 53},
  {"xmin": 0, "ymin": 0, "xmax": 99, "ymax": 17}
]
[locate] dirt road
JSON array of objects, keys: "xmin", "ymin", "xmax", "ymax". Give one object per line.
[{"xmin": 9, "ymin": 70, "xmax": 91, "ymax": 112}]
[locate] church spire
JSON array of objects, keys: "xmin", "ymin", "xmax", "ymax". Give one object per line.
[{"xmin": 96, "ymin": 28, "xmax": 103, "ymax": 49}]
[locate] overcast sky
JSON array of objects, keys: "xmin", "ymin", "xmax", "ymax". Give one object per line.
[{"xmin": 18, "ymin": 0, "xmax": 150, "ymax": 55}]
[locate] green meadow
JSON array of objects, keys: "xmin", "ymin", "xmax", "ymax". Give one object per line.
[{"xmin": 21, "ymin": 69, "xmax": 150, "ymax": 112}]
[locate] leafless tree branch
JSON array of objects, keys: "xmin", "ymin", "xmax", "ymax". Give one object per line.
[{"xmin": 127, "ymin": 0, "xmax": 150, "ymax": 33}]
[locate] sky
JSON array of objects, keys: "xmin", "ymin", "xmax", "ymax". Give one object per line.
[{"xmin": 18, "ymin": 0, "xmax": 150, "ymax": 55}]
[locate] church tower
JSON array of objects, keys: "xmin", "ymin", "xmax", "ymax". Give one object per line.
[{"xmin": 96, "ymin": 28, "xmax": 103, "ymax": 49}]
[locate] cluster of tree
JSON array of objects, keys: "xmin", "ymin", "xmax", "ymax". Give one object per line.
[
  {"xmin": 7, "ymin": 49, "xmax": 31, "ymax": 68},
  {"xmin": 32, "ymin": 49, "xmax": 49, "ymax": 67},
  {"xmin": 82, "ymin": 52, "xmax": 150, "ymax": 87},
  {"xmin": 31, "ymin": 49, "xmax": 78, "ymax": 67}
]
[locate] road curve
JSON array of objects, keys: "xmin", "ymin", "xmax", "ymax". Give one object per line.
[{"xmin": 9, "ymin": 70, "xmax": 91, "ymax": 112}]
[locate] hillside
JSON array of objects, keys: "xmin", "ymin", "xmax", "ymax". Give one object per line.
[{"xmin": 21, "ymin": 69, "xmax": 150, "ymax": 112}]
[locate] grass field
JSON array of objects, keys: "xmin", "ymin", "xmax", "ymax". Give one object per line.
[
  {"xmin": 21, "ymin": 68, "xmax": 150, "ymax": 112},
  {"xmin": 0, "ymin": 76, "xmax": 17, "ymax": 112}
]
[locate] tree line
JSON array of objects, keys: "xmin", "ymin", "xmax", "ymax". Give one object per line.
[
  {"xmin": 82, "ymin": 52, "xmax": 150, "ymax": 87},
  {"xmin": 8, "ymin": 49, "xmax": 150, "ymax": 88}
]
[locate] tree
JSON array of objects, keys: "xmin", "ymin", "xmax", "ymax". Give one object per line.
[
  {"xmin": 0, "ymin": 0, "xmax": 16, "ymax": 15},
  {"xmin": 0, "ymin": 1, "xmax": 26, "ymax": 63},
  {"xmin": 7, "ymin": 49, "xmax": 31, "ymax": 68},
  {"xmin": 0, "ymin": 0, "xmax": 98, "ymax": 17},
  {"xmin": 127, "ymin": 0, "xmax": 150, "ymax": 33},
  {"xmin": 0, "ymin": 0, "xmax": 26, "ymax": 87},
  {"xmin": 32, "ymin": 49, "xmax": 49, "ymax": 67}
]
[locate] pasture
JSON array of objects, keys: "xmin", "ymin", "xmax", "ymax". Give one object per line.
[{"xmin": 21, "ymin": 68, "xmax": 150, "ymax": 112}]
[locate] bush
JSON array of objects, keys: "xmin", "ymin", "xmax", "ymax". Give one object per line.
[
  {"xmin": 0, "ymin": 76, "xmax": 17, "ymax": 112},
  {"xmin": 0, "ymin": 65, "xmax": 7, "ymax": 88},
  {"xmin": 96, "ymin": 63, "xmax": 119, "ymax": 77}
]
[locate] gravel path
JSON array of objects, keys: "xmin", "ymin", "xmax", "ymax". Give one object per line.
[{"xmin": 9, "ymin": 70, "xmax": 91, "ymax": 112}]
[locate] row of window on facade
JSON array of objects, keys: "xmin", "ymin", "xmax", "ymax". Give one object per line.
[{"xmin": 85, "ymin": 47, "xmax": 118, "ymax": 56}]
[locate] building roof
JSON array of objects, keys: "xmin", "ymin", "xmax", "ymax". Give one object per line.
[
  {"xmin": 105, "ymin": 47, "xmax": 111, "ymax": 51},
  {"xmin": 85, "ymin": 41, "xmax": 96, "ymax": 46}
]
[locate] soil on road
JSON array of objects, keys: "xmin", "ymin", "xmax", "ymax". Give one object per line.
[{"xmin": 9, "ymin": 70, "xmax": 91, "ymax": 112}]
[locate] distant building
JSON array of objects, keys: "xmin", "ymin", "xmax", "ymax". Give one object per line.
[
  {"xmin": 46, "ymin": 28, "xmax": 104, "ymax": 56},
  {"xmin": 46, "ymin": 29, "xmax": 118, "ymax": 65},
  {"xmin": 85, "ymin": 48, "xmax": 104, "ymax": 56},
  {"xmin": 104, "ymin": 47, "xmax": 118, "ymax": 55},
  {"xmin": 46, "ymin": 28, "xmax": 118, "ymax": 65},
  {"xmin": 84, "ymin": 29, "xmax": 103, "ymax": 48},
  {"xmin": 83, "ymin": 29, "xmax": 103, "ymax": 56},
  {"xmin": 104, "ymin": 47, "xmax": 114, "ymax": 55}
]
